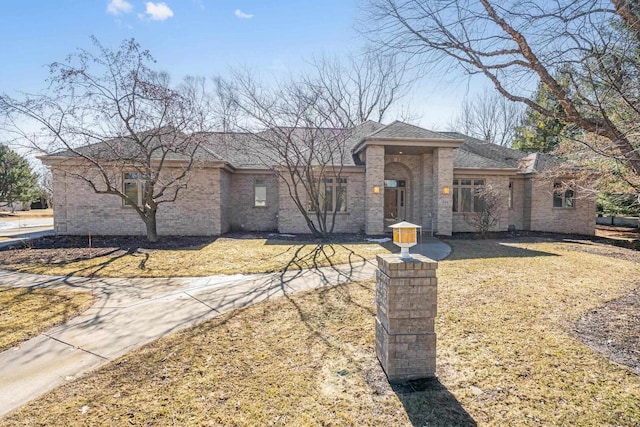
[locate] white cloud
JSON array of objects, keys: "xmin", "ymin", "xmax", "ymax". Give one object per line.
[
  {"xmin": 145, "ymin": 2, "xmax": 174, "ymax": 20},
  {"xmin": 107, "ymin": 0, "xmax": 133, "ymax": 15},
  {"xmin": 234, "ymin": 9, "xmax": 253, "ymax": 19}
]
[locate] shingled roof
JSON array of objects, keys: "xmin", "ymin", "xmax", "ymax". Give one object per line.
[
  {"xmin": 436, "ymin": 132, "xmax": 525, "ymax": 170},
  {"xmin": 44, "ymin": 122, "xmax": 560, "ymax": 173},
  {"xmin": 366, "ymin": 120, "xmax": 453, "ymax": 140},
  {"xmin": 46, "ymin": 126, "xmax": 224, "ymax": 163}
]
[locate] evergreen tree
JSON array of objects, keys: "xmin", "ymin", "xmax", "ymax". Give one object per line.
[
  {"xmin": 0, "ymin": 145, "xmax": 40, "ymax": 210},
  {"xmin": 513, "ymin": 81, "xmax": 571, "ymax": 153}
]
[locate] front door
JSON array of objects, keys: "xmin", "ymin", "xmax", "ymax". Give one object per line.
[{"xmin": 384, "ymin": 180, "xmax": 407, "ymax": 227}]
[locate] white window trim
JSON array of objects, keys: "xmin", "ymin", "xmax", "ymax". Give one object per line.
[{"xmin": 254, "ymin": 179, "xmax": 267, "ymax": 207}]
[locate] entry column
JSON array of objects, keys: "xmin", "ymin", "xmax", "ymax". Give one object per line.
[
  {"xmin": 365, "ymin": 145, "xmax": 385, "ymax": 235},
  {"xmin": 433, "ymin": 147, "xmax": 453, "ymax": 236}
]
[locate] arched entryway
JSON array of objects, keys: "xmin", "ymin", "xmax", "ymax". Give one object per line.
[{"xmin": 384, "ymin": 162, "xmax": 412, "ymax": 229}]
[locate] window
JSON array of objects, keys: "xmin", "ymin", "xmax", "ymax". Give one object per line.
[
  {"xmin": 309, "ymin": 177, "xmax": 347, "ymax": 212},
  {"xmin": 254, "ymin": 179, "xmax": 267, "ymax": 207},
  {"xmin": 384, "ymin": 179, "xmax": 406, "ymax": 188},
  {"xmin": 123, "ymin": 172, "xmax": 152, "ymax": 207},
  {"xmin": 452, "ymin": 179, "xmax": 485, "ymax": 213},
  {"xmin": 553, "ymin": 182, "xmax": 574, "ymax": 208}
]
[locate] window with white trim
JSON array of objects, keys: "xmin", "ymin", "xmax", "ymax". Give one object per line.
[
  {"xmin": 123, "ymin": 172, "xmax": 152, "ymax": 207},
  {"xmin": 553, "ymin": 182, "xmax": 574, "ymax": 208},
  {"xmin": 254, "ymin": 179, "xmax": 267, "ymax": 207},
  {"xmin": 452, "ymin": 179, "xmax": 485, "ymax": 213}
]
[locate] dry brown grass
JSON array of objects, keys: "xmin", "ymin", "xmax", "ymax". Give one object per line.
[
  {"xmin": 0, "ymin": 287, "xmax": 94, "ymax": 351},
  {"xmin": 0, "ymin": 209, "xmax": 53, "ymax": 219},
  {"xmin": 1, "ymin": 238, "xmax": 391, "ymax": 278},
  {"xmin": 3, "ymin": 239, "xmax": 640, "ymax": 426}
]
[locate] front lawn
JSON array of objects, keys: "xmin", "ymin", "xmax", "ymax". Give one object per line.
[
  {"xmin": 3, "ymin": 239, "xmax": 640, "ymax": 425},
  {"xmin": 0, "ymin": 287, "xmax": 94, "ymax": 351},
  {"xmin": 0, "ymin": 235, "xmax": 392, "ymax": 278}
]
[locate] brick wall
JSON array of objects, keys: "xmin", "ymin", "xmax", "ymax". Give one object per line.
[
  {"xmin": 277, "ymin": 170, "xmax": 366, "ymax": 234},
  {"xmin": 529, "ymin": 177, "xmax": 596, "ymax": 235},
  {"xmin": 508, "ymin": 177, "xmax": 526, "ymax": 230},
  {"xmin": 451, "ymin": 174, "xmax": 511, "ymax": 232},
  {"xmin": 219, "ymin": 169, "xmax": 232, "ymax": 234},
  {"xmin": 51, "ymin": 165, "xmax": 221, "ymax": 236},
  {"xmin": 229, "ymin": 173, "xmax": 279, "ymax": 231}
]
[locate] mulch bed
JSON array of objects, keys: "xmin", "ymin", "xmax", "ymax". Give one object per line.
[
  {"xmin": 0, "ymin": 235, "xmax": 218, "ymax": 266},
  {"xmin": 574, "ymin": 289, "xmax": 640, "ymax": 375}
]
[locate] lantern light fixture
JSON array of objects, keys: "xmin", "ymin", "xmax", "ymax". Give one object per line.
[{"xmin": 389, "ymin": 221, "xmax": 420, "ymax": 259}]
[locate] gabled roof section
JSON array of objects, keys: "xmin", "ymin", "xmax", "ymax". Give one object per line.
[
  {"xmin": 367, "ymin": 120, "xmax": 451, "ymax": 140},
  {"xmin": 517, "ymin": 152, "xmax": 565, "ymax": 174},
  {"xmin": 352, "ymin": 121, "xmax": 464, "ymax": 155}
]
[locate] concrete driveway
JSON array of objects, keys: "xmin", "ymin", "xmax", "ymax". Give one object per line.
[
  {"xmin": 0, "ymin": 262, "xmax": 377, "ymax": 416},
  {"xmin": 0, "ymin": 216, "xmax": 54, "ymax": 250},
  {"xmin": 0, "ymin": 217, "xmax": 53, "ymax": 230}
]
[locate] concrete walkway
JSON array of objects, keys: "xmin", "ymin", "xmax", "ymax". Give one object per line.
[
  {"xmin": 0, "ymin": 239, "xmax": 450, "ymax": 417},
  {"xmin": 0, "ymin": 226, "xmax": 55, "ymax": 250}
]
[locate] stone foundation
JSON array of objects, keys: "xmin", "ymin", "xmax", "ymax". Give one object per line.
[{"xmin": 375, "ymin": 253, "xmax": 437, "ymax": 382}]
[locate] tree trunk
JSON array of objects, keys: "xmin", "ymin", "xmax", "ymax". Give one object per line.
[{"xmin": 144, "ymin": 210, "xmax": 158, "ymax": 242}]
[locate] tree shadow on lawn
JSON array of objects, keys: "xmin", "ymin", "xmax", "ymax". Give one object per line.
[
  {"xmin": 444, "ymin": 238, "xmax": 560, "ymax": 261},
  {"xmin": 391, "ymin": 378, "xmax": 477, "ymax": 427},
  {"xmin": 209, "ymin": 245, "xmax": 478, "ymax": 425}
]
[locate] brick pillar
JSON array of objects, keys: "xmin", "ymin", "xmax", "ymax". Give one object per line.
[
  {"xmin": 433, "ymin": 147, "xmax": 453, "ymax": 236},
  {"xmin": 365, "ymin": 145, "xmax": 385, "ymax": 235},
  {"xmin": 375, "ymin": 253, "xmax": 437, "ymax": 382}
]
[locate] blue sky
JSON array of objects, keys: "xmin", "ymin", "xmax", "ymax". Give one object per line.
[{"xmin": 0, "ymin": 1, "xmax": 478, "ymax": 130}]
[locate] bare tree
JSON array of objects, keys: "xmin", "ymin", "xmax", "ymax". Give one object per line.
[
  {"xmin": 39, "ymin": 168, "xmax": 53, "ymax": 209},
  {"xmin": 448, "ymin": 88, "xmax": 524, "ymax": 146},
  {"xmin": 463, "ymin": 185, "xmax": 501, "ymax": 237},
  {"xmin": 217, "ymin": 54, "xmax": 409, "ymax": 237},
  {"xmin": 366, "ymin": 0, "xmax": 640, "ymax": 192},
  {"xmin": 0, "ymin": 37, "xmax": 214, "ymax": 241},
  {"xmin": 305, "ymin": 52, "xmax": 410, "ymax": 124}
]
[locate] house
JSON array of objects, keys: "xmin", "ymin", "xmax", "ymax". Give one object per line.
[{"xmin": 40, "ymin": 121, "xmax": 596, "ymax": 237}]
